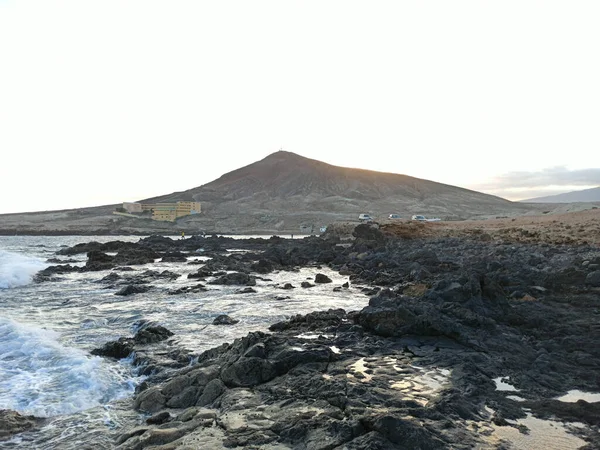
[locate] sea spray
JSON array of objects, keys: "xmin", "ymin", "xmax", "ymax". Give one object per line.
[
  {"xmin": 0, "ymin": 317, "xmax": 139, "ymax": 417},
  {"xmin": 0, "ymin": 250, "xmax": 47, "ymax": 289}
]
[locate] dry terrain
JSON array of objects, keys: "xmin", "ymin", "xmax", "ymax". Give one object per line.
[{"xmin": 378, "ymin": 208, "xmax": 600, "ymax": 246}]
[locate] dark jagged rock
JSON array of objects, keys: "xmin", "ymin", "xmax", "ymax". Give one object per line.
[
  {"xmin": 99, "ymin": 272, "xmax": 121, "ymax": 283},
  {"xmin": 134, "ymin": 325, "xmax": 174, "ymax": 345},
  {"xmin": 315, "ymin": 273, "xmax": 332, "ymax": 283},
  {"xmin": 91, "ymin": 324, "xmax": 174, "ymax": 360},
  {"xmin": 235, "ymin": 287, "xmax": 257, "ymax": 294},
  {"xmin": 212, "ymin": 315, "xmax": 239, "ymax": 326},
  {"xmin": 114, "ymin": 247, "xmax": 160, "ymax": 267},
  {"xmin": 522, "ymin": 399, "xmax": 600, "ymax": 426},
  {"xmin": 85, "ymin": 250, "xmax": 115, "ymax": 271},
  {"xmin": 208, "ymin": 272, "xmax": 256, "ymax": 286},
  {"xmin": 0, "ymin": 410, "xmax": 40, "ymax": 439},
  {"xmin": 91, "ymin": 338, "xmax": 135, "ymax": 359},
  {"xmin": 187, "ymin": 268, "xmax": 213, "ymax": 279},
  {"xmin": 168, "ymin": 284, "xmax": 207, "ymax": 295},
  {"xmin": 251, "ymin": 259, "xmax": 274, "ymax": 274},
  {"xmin": 115, "ymin": 284, "xmax": 151, "ymax": 296},
  {"xmin": 46, "ymin": 257, "xmax": 77, "ymax": 264},
  {"xmin": 353, "ymin": 223, "xmax": 385, "ymax": 241},
  {"xmin": 57, "ymin": 240, "xmax": 137, "ymax": 256},
  {"xmin": 34, "ymin": 264, "xmax": 80, "ymax": 282}
]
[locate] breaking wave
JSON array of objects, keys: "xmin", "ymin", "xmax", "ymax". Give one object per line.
[
  {"xmin": 0, "ymin": 250, "xmax": 47, "ymax": 289},
  {"xmin": 0, "ymin": 317, "xmax": 138, "ymax": 417}
]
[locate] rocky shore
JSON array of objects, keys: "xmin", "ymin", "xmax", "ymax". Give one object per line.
[{"xmin": 5, "ymin": 223, "xmax": 600, "ymax": 448}]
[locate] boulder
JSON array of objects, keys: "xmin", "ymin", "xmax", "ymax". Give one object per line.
[
  {"xmin": 315, "ymin": 273, "xmax": 333, "ymax": 284},
  {"xmin": 585, "ymin": 270, "xmax": 600, "ymax": 287},
  {"xmin": 134, "ymin": 325, "xmax": 174, "ymax": 344},
  {"xmin": 0, "ymin": 410, "xmax": 39, "ymax": 439},
  {"xmin": 133, "ymin": 387, "xmax": 166, "ymax": 413},
  {"xmin": 213, "ymin": 315, "xmax": 240, "ymax": 326},
  {"xmin": 91, "ymin": 338, "xmax": 134, "ymax": 359}
]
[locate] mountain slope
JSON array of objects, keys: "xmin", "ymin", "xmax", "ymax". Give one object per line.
[
  {"xmin": 143, "ymin": 151, "xmax": 534, "ymax": 230},
  {"xmin": 521, "ymin": 186, "xmax": 600, "ymax": 203}
]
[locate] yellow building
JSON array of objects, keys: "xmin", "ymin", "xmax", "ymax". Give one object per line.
[{"xmin": 139, "ymin": 201, "xmax": 201, "ymax": 222}]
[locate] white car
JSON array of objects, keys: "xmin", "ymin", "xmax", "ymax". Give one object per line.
[
  {"xmin": 358, "ymin": 214, "xmax": 373, "ymax": 222},
  {"xmin": 411, "ymin": 215, "xmax": 427, "ymax": 221},
  {"xmin": 388, "ymin": 214, "xmax": 401, "ymax": 219}
]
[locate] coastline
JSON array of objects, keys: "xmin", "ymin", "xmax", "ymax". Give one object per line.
[{"xmin": 3, "ymin": 221, "xmax": 600, "ymax": 448}]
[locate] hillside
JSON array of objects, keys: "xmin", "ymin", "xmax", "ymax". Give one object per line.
[
  {"xmin": 0, "ymin": 151, "xmax": 573, "ymax": 235},
  {"xmin": 521, "ymin": 186, "xmax": 600, "ymax": 203},
  {"xmin": 141, "ymin": 151, "xmax": 536, "ymax": 231}
]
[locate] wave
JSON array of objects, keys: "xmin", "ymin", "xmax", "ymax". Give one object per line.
[
  {"xmin": 0, "ymin": 317, "xmax": 138, "ymax": 417},
  {"xmin": 0, "ymin": 250, "xmax": 47, "ymax": 289}
]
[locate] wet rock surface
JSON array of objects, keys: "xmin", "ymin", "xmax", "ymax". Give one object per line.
[
  {"xmin": 44, "ymin": 231, "xmax": 600, "ymax": 448},
  {"xmin": 0, "ymin": 410, "xmax": 42, "ymax": 440}
]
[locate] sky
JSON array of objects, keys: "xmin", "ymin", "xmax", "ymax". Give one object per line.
[{"xmin": 1, "ymin": 1, "xmax": 599, "ymax": 214}]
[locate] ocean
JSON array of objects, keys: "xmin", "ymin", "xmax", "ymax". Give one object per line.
[{"xmin": 0, "ymin": 235, "xmax": 368, "ymax": 449}]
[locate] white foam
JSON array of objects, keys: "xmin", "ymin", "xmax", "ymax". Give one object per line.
[
  {"xmin": 0, "ymin": 250, "xmax": 47, "ymax": 289},
  {"xmin": 0, "ymin": 317, "xmax": 138, "ymax": 417}
]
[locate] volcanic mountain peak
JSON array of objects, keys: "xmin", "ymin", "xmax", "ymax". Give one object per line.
[{"xmin": 144, "ymin": 150, "xmax": 524, "ymax": 221}]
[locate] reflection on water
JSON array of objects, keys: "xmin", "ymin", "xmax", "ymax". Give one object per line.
[
  {"xmin": 557, "ymin": 390, "xmax": 600, "ymax": 403},
  {"xmin": 346, "ymin": 356, "xmax": 450, "ymax": 406},
  {"xmin": 494, "ymin": 377, "xmax": 519, "ymax": 392},
  {"xmin": 486, "ymin": 408, "xmax": 587, "ymax": 450}
]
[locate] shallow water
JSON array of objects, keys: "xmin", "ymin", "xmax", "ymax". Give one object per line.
[
  {"xmin": 485, "ymin": 407, "xmax": 587, "ymax": 450},
  {"xmin": 493, "ymin": 376, "xmax": 519, "ymax": 392},
  {"xmin": 557, "ymin": 390, "xmax": 600, "ymax": 403},
  {"xmin": 0, "ymin": 235, "xmax": 369, "ymax": 449}
]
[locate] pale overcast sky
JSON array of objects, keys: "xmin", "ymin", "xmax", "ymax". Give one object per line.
[{"xmin": 1, "ymin": 1, "xmax": 599, "ymax": 214}]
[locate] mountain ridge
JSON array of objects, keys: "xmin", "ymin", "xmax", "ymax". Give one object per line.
[{"xmin": 521, "ymin": 186, "xmax": 600, "ymax": 203}]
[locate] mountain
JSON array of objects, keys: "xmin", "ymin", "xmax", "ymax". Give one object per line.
[
  {"xmin": 521, "ymin": 186, "xmax": 600, "ymax": 203},
  {"xmin": 0, "ymin": 151, "xmax": 558, "ymax": 235},
  {"xmin": 139, "ymin": 151, "xmax": 535, "ymax": 232}
]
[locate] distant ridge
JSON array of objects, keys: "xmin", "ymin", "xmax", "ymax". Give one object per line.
[{"xmin": 521, "ymin": 186, "xmax": 600, "ymax": 203}]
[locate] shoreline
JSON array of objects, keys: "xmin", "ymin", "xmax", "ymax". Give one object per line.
[{"xmin": 3, "ymin": 224, "xmax": 600, "ymax": 448}]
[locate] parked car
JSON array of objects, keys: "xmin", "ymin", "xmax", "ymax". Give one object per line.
[
  {"xmin": 358, "ymin": 214, "xmax": 373, "ymax": 222},
  {"xmin": 388, "ymin": 214, "xmax": 401, "ymax": 219},
  {"xmin": 411, "ymin": 215, "xmax": 441, "ymax": 222}
]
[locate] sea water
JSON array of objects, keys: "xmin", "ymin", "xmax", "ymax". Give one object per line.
[{"xmin": 0, "ymin": 235, "xmax": 368, "ymax": 449}]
